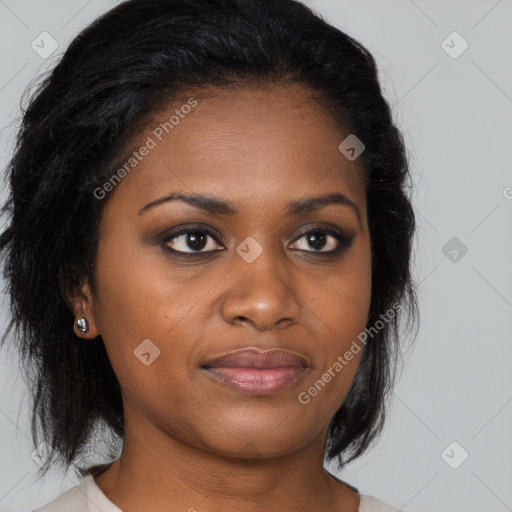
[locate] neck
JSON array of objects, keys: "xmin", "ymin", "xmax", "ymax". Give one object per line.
[{"xmin": 93, "ymin": 408, "xmax": 360, "ymax": 512}]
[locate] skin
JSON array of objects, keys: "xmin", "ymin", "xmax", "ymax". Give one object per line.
[{"xmin": 69, "ymin": 84, "xmax": 372, "ymax": 512}]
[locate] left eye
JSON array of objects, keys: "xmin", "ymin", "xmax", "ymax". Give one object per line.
[{"xmin": 289, "ymin": 228, "xmax": 351, "ymax": 253}]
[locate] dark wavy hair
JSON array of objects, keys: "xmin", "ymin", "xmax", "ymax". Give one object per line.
[{"xmin": 0, "ymin": 0, "xmax": 418, "ymax": 479}]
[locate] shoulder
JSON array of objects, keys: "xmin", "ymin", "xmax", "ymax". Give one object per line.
[
  {"xmin": 31, "ymin": 478, "xmax": 90, "ymax": 512},
  {"xmin": 31, "ymin": 474, "xmax": 122, "ymax": 512},
  {"xmin": 359, "ymin": 495, "xmax": 403, "ymax": 512}
]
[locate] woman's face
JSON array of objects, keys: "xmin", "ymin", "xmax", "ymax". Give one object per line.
[{"xmin": 84, "ymin": 84, "xmax": 372, "ymax": 459}]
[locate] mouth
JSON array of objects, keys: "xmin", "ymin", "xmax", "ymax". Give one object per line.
[{"xmin": 200, "ymin": 348, "xmax": 308, "ymax": 396}]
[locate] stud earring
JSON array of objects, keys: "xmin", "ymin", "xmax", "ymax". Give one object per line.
[{"xmin": 77, "ymin": 317, "xmax": 89, "ymax": 336}]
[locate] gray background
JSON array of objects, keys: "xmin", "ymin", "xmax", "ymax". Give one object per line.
[{"xmin": 1, "ymin": 1, "xmax": 511, "ymax": 511}]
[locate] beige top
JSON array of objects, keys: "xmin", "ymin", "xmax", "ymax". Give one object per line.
[{"xmin": 32, "ymin": 475, "xmax": 401, "ymax": 512}]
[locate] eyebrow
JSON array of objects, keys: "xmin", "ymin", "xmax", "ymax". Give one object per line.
[{"xmin": 138, "ymin": 191, "xmax": 361, "ymax": 225}]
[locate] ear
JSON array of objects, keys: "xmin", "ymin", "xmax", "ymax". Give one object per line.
[{"xmin": 59, "ymin": 270, "xmax": 100, "ymax": 340}]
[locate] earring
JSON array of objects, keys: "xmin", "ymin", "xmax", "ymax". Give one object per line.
[{"xmin": 77, "ymin": 317, "xmax": 89, "ymax": 336}]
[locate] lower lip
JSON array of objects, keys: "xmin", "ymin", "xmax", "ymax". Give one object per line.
[{"xmin": 203, "ymin": 366, "xmax": 306, "ymax": 395}]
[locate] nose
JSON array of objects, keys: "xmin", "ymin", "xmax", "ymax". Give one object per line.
[{"xmin": 220, "ymin": 250, "xmax": 301, "ymax": 331}]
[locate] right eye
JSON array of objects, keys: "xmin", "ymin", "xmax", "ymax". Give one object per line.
[{"xmin": 162, "ymin": 226, "xmax": 225, "ymax": 257}]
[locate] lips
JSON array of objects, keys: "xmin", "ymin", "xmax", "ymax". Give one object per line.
[
  {"xmin": 201, "ymin": 348, "xmax": 309, "ymax": 396},
  {"xmin": 201, "ymin": 348, "xmax": 308, "ymax": 370}
]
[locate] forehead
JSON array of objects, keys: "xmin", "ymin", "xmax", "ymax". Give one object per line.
[{"xmin": 108, "ymin": 84, "xmax": 366, "ymax": 214}]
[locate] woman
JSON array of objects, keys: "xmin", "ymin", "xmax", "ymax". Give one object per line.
[{"xmin": 0, "ymin": 0, "xmax": 417, "ymax": 510}]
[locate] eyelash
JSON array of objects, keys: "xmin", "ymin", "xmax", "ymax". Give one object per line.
[{"xmin": 160, "ymin": 224, "xmax": 354, "ymax": 259}]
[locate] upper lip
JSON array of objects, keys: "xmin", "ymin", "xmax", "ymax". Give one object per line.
[{"xmin": 201, "ymin": 348, "xmax": 309, "ymax": 369}]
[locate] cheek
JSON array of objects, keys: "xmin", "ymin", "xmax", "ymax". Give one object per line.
[
  {"xmin": 301, "ymin": 243, "xmax": 372, "ymax": 400},
  {"xmin": 91, "ymin": 228, "xmax": 213, "ymax": 386},
  {"xmin": 93, "ymin": 229, "xmax": 189, "ymax": 336},
  {"xmin": 312, "ymin": 282, "xmax": 370, "ymax": 379},
  {"xmin": 313, "ymin": 240, "xmax": 372, "ymax": 342},
  {"xmin": 91, "ymin": 240, "xmax": 199, "ymax": 422}
]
